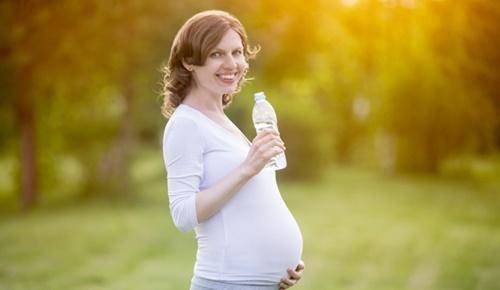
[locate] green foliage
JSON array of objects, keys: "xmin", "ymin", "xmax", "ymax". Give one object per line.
[{"xmin": 1, "ymin": 0, "xmax": 499, "ymax": 207}]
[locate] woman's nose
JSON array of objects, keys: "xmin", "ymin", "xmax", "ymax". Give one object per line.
[{"xmin": 223, "ymin": 55, "xmax": 237, "ymax": 69}]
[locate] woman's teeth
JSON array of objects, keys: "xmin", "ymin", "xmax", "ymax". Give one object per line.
[{"xmin": 217, "ymin": 73, "xmax": 237, "ymax": 80}]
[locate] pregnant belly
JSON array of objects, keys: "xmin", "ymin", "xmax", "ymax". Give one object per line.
[{"xmin": 222, "ymin": 205, "xmax": 303, "ymax": 281}]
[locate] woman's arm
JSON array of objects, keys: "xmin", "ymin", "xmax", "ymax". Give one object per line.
[
  {"xmin": 195, "ymin": 129, "xmax": 285, "ymax": 223},
  {"xmin": 164, "ymin": 116, "xmax": 285, "ymax": 232},
  {"xmin": 194, "ymin": 163, "xmax": 252, "ymax": 222}
]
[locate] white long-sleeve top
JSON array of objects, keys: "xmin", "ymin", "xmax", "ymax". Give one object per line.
[{"xmin": 162, "ymin": 104, "xmax": 303, "ymax": 285}]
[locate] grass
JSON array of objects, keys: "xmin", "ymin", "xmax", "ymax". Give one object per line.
[{"xmin": 1, "ymin": 150, "xmax": 499, "ymax": 290}]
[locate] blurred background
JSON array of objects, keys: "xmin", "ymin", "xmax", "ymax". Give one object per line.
[{"xmin": 1, "ymin": 0, "xmax": 499, "ymax": 289}]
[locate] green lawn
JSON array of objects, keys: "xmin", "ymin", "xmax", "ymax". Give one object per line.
[{"xmin": 1, "ymin": 152, "xmax": 499, "ymax": 290}]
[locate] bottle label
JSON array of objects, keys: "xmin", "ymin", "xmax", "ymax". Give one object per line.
[{"xmin": 254, "ymin": 121, "xmax": 277, "ymax": 132}]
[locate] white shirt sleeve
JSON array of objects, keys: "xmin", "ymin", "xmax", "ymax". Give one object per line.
[{"xmin": 162, "ymin": 116, "xmax": 204, "ymax": 232}]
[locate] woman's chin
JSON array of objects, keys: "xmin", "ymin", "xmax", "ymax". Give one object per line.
[{"xmin": 220, "ymin": 86, "xmax": 238, "ymax": 95}]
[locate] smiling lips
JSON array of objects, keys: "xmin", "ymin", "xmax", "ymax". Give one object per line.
[{"xmin": 216, "ymin": 72, "xmax": 239, "ymax": 84}]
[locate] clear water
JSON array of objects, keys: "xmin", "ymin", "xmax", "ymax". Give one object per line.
[
  {"xmin": 254, "ymin": 121, "xmax": 287, "ymax": 170},
  {"xmin": 255, "ymin": 121, "xmax": 276, "ymax": 132}
]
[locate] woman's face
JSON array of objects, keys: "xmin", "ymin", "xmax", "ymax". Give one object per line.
[{"xmin": 190, "ymin": 29, "xmax": 248, "ymax": 97}]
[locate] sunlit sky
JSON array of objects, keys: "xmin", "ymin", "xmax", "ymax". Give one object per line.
[
  {"xmin": 341, "ymin": 0, "xmax": 417, "ymax": 8},
  {"xmin": 341, "ymin": 0, "xmax": 359, "ymax": 6}
]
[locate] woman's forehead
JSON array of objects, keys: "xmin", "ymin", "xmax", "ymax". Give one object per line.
[{"xmin": 213, "ymin": 29, "xmax": 243, "ymax": 50}]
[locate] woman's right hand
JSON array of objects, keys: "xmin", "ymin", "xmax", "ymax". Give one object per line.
[{"xmin": 240, "ymin": 129, "xmax": 286, "ymax": 177}]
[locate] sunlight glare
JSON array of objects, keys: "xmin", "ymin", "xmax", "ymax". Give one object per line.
[{"xmin": 341, "ymin": 0, "xmax": 359, "ymax": 7}]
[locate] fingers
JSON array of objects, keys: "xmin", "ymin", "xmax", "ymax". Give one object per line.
[
  {"xmin": 259, "ymin": 138, "xmax": 285, "ymax": 157},
  {"xmin": 251, "ymin": 132, "xmax": 285, "ymax": 160},
  {"xmin": 252, "ymin": 129, "xmax": 281, "ymax": 146},
  {"xmin": 253, "ymin": 130, "xmax": 284, "ymax": 150},
  {"xmin": 280, "ymin": 276, "xmax": 296, "ymax": 288},
  {"xmin": 278, "ymin": 262, "xmax": 305, "ymax": 289},
  {"xmin": 296, "ymin": 260, "xmax": 305, "ymax": 272},
  {"xmin": 244, "ymin": 129, "xmax": 286, "ymax": 173},
  {"xmin": 287, "ymin": 268, "xmax": 302, "ymax": 280}
]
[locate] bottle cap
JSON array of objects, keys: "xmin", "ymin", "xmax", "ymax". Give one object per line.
[{"xmin": 254, "ymin": 92, "xmax": 266, "ymax": 101}]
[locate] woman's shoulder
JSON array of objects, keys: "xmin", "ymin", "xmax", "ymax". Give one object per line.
[
  {"xmin": 163, "ymin": 105, "xmax": 205, "ymax": 141},
  {"xmin": 162, "ymin": 106, "xmax": 207, "ymax": 157},
  {"xmin": 168, "ymin": 105, "xmax": 199, "ymax": 124}
]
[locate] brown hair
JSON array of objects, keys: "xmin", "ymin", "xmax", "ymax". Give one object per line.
[{"xmin": 161, "ymin": 10, "xmax": 260, "ymax": 118}]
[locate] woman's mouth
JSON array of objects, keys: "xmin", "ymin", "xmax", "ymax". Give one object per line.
[{"xmin": 216, "ymin": 72, "xmax": 238, "ymax": 84}]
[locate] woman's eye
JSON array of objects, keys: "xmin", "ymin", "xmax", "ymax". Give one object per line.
[
  {"xmin": 233, "ymin": 50, "xmax": 243, "ymax": 56},
  {"xmin": 211, "ymin": 52, "xmax": 222, "ymax": 57}
]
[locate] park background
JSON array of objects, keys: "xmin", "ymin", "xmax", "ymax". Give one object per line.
[{"xmin": 1, "ymin": 0, "xmax": 499, "ymax": 289}]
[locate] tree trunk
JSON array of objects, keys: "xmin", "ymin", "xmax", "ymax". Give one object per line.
[{"xmin": 15, "ymin": 67, "xmax": 38, "ymax": 210}]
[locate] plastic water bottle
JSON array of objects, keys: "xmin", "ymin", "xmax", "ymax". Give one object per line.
[{"xmin": 252, "ymin": 92, "xmax": 287, "ymax": 170}]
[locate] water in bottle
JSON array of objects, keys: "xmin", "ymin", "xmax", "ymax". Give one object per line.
[{"xmin": 252, "ymin": 92, "xmax": 287, "ymax": 170}]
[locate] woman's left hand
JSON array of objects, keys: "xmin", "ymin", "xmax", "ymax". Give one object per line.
[{"xmin": 279, "ymin": 260, "xmax": 305, "ymax": 289}]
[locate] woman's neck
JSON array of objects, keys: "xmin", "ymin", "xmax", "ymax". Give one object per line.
[{"xmin": 182, "ymin": 87, "xmax": 225, "ymax": 116}]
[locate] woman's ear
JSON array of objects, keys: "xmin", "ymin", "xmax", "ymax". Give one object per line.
[{"xmin": 182, "ymin": 59, "xmax": 193, "ymax": 72}]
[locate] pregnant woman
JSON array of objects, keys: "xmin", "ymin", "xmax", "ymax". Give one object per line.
[{"xmin": 161, "ymin": 10, "xmax": 305, "ymax": 290}]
